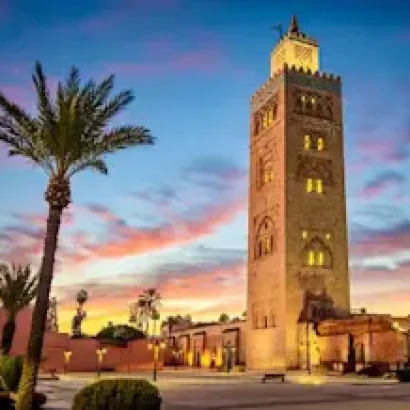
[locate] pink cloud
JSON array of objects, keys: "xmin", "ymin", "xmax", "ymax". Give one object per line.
[
  {"xmin": 105, "ymin": 48, "xmax": 225, "ymax": 77},
  {"xmin": 359, "ymin": 171, "xmax": 405, "ymax": 199}
]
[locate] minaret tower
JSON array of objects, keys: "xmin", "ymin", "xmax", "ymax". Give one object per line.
[{"xmin": 247, "ymin": 16, "xmax": 350, "ymax": 370}]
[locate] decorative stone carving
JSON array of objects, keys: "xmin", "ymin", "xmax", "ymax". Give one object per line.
[
  {"xmin": 301, "ymin": 236, "xmax": 333, "ymax": 268},
  {"xmin": 254, "ymin": 216, "xmax": 276, "ymax": 259},
  {"xmin": 292, "ymin": 88, "xmax": 334, "ymax": 121},
  {"xmin": 287, "ymin": 70, "xmax": 341, "ymax": 95},
  {"xmin": 253, "ymin": 93, "xmax": 279, "ymax": 136},
  {"xmin": 296, "ymin": 155, "xmax": 333, "ymax": 185}
]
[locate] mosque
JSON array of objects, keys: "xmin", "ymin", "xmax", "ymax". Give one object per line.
[{"xmin": 164, "ymin": 16, "xmax": 410, "ymax": 373}]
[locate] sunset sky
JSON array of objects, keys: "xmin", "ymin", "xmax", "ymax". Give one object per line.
[{"xmin": 0, "ymin": 0, "xmax": 410, "ymax": 334}]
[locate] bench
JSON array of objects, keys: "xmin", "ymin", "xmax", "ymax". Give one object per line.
[{"xmin": 261, "ymin": 373, "xmax": 285, "ymax": 383}]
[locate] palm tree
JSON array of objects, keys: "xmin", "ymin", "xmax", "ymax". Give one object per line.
[
  {"xmin": 138, "ymin": 288, "xmax": 161, "ymax": 336},
  {"xmin": 0, "ymin": 264, "xmax": 37, "ymax": 355},
  {"xmin": 0, "ymin": 62, "xmax": 154, "ymax": 410},
  {"xmin": 71, "ymin": 289, "xmax": 88, "ymax": 337}
]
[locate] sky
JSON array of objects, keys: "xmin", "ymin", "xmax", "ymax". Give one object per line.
[{"xmin": 0, "ymin": 0, "xmax": 410, "ymax": 334}]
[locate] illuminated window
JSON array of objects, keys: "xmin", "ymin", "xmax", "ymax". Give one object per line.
[
  {"xmin": 262, "ymin": 112, "xmax": 268, "ymax": 128},
  {"xmin": 317, "ymin": 137, "xmax": 325, "ymax": 151},
  {"xmin": 301, "ymin": 95, "xmax": 306, "ymax": 102},
  {"xmin": 263, "ymin": 236, "xmax": 272, "ymax": 254},
  {"xmin": 317, "ymin": 251, "xmax": 324, "ymax": 266},
  {"xmin": 302, "ymin": 231, "xmax": 308, "ymax": 239},
  {"xmin": 306, "ymin": 178, "xmax": 313, "ymax": 193},
  {"xmin": 325, "ymin": 233, "xmax": 331, "ymax": 240},
  {"xmin": 302, "ymin": 237, "xmax": 332, "ymax": 269},
  {"xmin": 264, "ymin": 169, "xmax": 274, "ymax": 184},
  {"xmin": 267, "ymin": 109, "xmax": 274, "ymax": 125},
  {"xmin": 308, "ymin": 251, "xmax": 315, "ymax": 266},
  {"xmin": 304, "ymin": 135, "xmax": 311, "ymax": 150},
  {"xmin": 316, "ymin": 179, "xmax": 323, "ymax": 194},
  {"xmin": 311, "ymin": 97, "xmax": 315, "ymax": 104}
]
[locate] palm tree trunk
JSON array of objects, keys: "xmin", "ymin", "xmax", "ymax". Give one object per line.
[
  {"xmin": 15, "ymin": 205, "xmax": 63, "ymax": 410},
  {"xmin": 1, "ymin": 313, "xmax": 16, "ymax": 355}
]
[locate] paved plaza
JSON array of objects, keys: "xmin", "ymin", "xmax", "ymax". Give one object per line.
[{"xmin": 37, "ymin": 371, "xmax": 410, "ymax": 410}]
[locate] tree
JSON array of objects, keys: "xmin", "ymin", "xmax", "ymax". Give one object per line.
[
  {"xmin": 137, "ymin": 288, "xmax": 161, "ymax": 335},
  {"xmin": 219, "ymin": 313, "xmax": 230, "ymax": 323},
  {"xmin": 0, "ymin": 264, "xmax": 37, "ymax": 355},
  {"xmin": 0, "ymin": 62, "xmax": 154, "ymax": 410},
  {"xmin": 152, "ymin": 310, "xmax": 160, "ymax": 337},
  {"xmin": 71, "ymin": 289, "xmax": 88, "ymax": 338},
  {"xmin": 96, "ymin": 324, "xmax": 145, "ymax": 341}
]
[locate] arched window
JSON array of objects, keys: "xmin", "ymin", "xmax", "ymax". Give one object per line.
[
  {"xmin": 316, "ymin": 103, "xmax": 323, "ymax": 118},
  {"xmin": 301, "ymin": 236, "xmax": 332, "ymax": 268},
  {"xmin": 254, "ymin": 216, "xmax": 275, "ymax": 259},
  {"xmin": 294, "ymin": 95, "xmax": 303, "ymax": 113},
  {"xmin": 305, "ymin": 99, "xmax": 314, "ymax": 116},
  {"xmin": 304, "ymin": 134, "xmax": 311, "ymax": 150},
  {"xmin": 262, "ymin": 111, "xmax": 268, "ymax": 129}
]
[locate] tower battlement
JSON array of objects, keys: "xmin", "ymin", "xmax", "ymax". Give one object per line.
[{"xmin": 251, "ymin": 65, "xmax": 341, "ymax": 103}]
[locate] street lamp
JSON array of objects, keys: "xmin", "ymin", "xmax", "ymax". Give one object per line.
[
  {"xmin": 148, "ymin": 339, "xmax": 166, "ymax": 382},
  {"xmin": 63, "ymin": 350, "xmax": 72, "ymax": 374},
  {"xmin": 96, "ymin": 347, "xmax": 107, "ymax": 377}
]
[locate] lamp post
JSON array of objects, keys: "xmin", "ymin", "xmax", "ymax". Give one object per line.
[
  {"xmin": 63, "ymin": 350, "xmax": 72, "ymax": 374},
  {"xmin": 148, "ymin": 339, "xmax": 166, "ymax": 382},
  {"xmin": 96, "ymin": 347, "xmax": 107, "ymax": 377},
  {"xmin": 306, "ymin": 320, "xmax": 311, "ymax": 375}
]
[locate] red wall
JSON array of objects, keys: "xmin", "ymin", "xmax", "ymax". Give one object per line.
[{"xmin": 0, "ymin": 308, "xmax": 160, "ymax": 373}]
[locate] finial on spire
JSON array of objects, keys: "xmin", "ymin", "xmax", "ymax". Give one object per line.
[{"xmin": 288, "ymin": 15, "xmax": 299, "ymax": 34}]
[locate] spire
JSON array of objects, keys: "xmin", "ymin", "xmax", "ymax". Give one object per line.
[{"xmin": 288, "ymin": 15, "xmax": 299, "ymax": 34}]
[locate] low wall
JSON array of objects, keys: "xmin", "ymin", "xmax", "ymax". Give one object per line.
[{"xmin": 0, "ymin": 308, "xmax": 160, "ymax": 373}]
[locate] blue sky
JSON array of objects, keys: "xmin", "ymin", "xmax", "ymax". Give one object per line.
[{"xmin": 0, "ymin": 0, "xmax": 409, "ymax": 333}]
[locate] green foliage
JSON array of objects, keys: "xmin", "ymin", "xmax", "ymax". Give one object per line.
[
  {"xmin": 218, "ymin": 313, "xmax": 230, "ymax": 323},
  {"xmin": 0, "ymin": 264, "xmax": 37, "ymax": 354},
  {"xmin": 76, "ymin": 289, "xmax": 88, "ymax": 305},
  {"xmin": 96, "ymin": 324, "xmax": 146, "ymax": 341},
  {"xmin": 0, "ymin": 62, "xmax": 155, "ymax": 180},
  {"xmin": 71, "ymin": 379, "xmax": 161, "ymax": 410},
  {"xmin": 1, "ymin": 356, "xmax": 23, "ymax": 392},
  {"xmin": 0, "ymin": 391, "xmax": 46, "ymax": 409}
]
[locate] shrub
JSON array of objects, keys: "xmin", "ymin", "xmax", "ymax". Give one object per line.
[
  {"xmin": 1, "ymin": 356, "xmax": 23, "ymax": 392},
  {"xmin": 71, "ymin": 379, "xmax": 161, "ymax": 410},
  {"xmin": 397, "ymin": 369, "xmax": 410, "ymax": 382},
  {"xmin": 356, "ymin": 363, "xmax": 390, "ymax": 378}
]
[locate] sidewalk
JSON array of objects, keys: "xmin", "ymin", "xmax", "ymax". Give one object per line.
[{"xmin": 57, "ymin": 369, "xmax": 399, "ymax": 385}]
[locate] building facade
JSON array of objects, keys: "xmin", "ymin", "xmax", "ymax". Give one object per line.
[
  {"xmin": 247, "ymin": 15, "xmax": 350, "ymax": 370},
  {"xmin": 165, "ymin": 314, "xmax": 409, "ymax": 372},
  {"xmin": 164, "ymin": 320, "xmax": 246, "ymax": 369}
]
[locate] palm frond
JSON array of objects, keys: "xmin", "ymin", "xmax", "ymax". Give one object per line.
[
  {"xmin": 0, "ymin": 264, "xmax": 37, "ymax": 315},
  {"xmin": 0, "ymin": 62, "xmax": 155, "ymax": 180}
]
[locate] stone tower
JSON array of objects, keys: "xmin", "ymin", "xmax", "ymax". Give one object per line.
[{"xmin": 247, "ymin": 16, "xmax": 350, "ymax": 370}]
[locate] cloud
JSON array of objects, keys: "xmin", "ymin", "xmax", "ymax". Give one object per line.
[
  {"xmin": 360, "ymin": 171, "xmax": 406, "ymax": 199},
  {"xmin": 0, "ymin": 210, "xmax": 74, "ymax": 265},
  {"xmin": 104, "ymin": 48, "xmax": 225, "ymax": 77},
  {"xmin": 54, "ymin": 246, "xmax": 246, "ymax": 332},
  {"xmin": 77, "ymin": 198, "xmax": 244, "ymax": 262},
  {"xmin": 0, "ymin": 157, "xmax": 246, "ymax": 266},
  {"xmin": 350, "ymin": 218, "xmax": 410, "ymax": 257}
]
